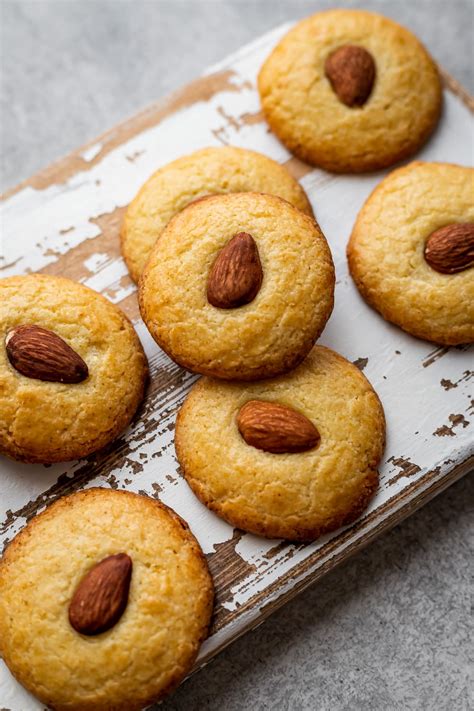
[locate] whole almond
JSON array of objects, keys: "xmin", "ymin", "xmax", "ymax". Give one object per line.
[
  {"xmin": 424, "ymin": 223, "xmax": 474, "ymax": 274},
  {"xmin": 69, "ymin": 553, "xmax": 132, "ymax": 635},
  {"xmin": 325, "ymin": 45, "xmax": 376, "ymax": 107},
  {"xmin": 5, "ymin": 325, "xmax": 88, "ymax": 383},
  {"xmin": 207, "ymin": 232, "xmax": 263, "ymax": 309},
  {"xmin": 237, "ymin": 400, "xmax": 320, "ymax": 454}
]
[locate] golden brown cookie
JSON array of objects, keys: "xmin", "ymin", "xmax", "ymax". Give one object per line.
[
  {"xmin": 121, "ymin": 146, "xmax": 314, "ymax": 282},
  {"xmin": 139, "ymin": 192, "xmax": 335, "ymax": 380},
  {"xmin": 258, "ymin": 9, "xmax": 442, "ymax": 173},
  {"xmin": 175, "ymin": 346, "xmax": 385, "ymax": 541},
  {"xmin": 0, "ymin": 274, "xmax": 148, "ymax": 463},
  {"xmin": 348, "ymin": 162, "xmax": 474, "ymax": 345},
  {"xmin": 0, "ymin": 488, "xmax": 214, "ymax": 711}
]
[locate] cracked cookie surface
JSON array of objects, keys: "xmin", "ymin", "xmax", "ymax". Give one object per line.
[
  {"xmin": 348, "ymin": 162, "xmax": 474, "ymax": 345},
  {"xmin": 121, "ymin": 146, "xmax": 313, "ymax": 282},
  {"xmin": 258, "ymin": 9, "xmax": 442, "ymax": 173},
  {"xmin": 139, "ymin": 192, "xmax": 335, "ymax": 380},
  {"xmin": 175, "ymin": 346, "xmax": 385, "ymax": 540},
  {"xmin": 0, "ymin": 488, "xmax": 213, "ymax": 710},
  {"xmin": 0, "ymin": 274, "xmax": 148, "ymax": 462}
]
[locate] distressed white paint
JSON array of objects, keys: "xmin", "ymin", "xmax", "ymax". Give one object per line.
[
  {"xmin": 80, "ymin": 142, "xmax": 103, "ymax": 162},
  {"xmin": 1, "ymin": 22, "xmax": 473, "ymax": 710}
]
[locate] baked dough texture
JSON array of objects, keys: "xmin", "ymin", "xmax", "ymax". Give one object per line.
[
  {"xmin": 348, "ymin": 162, "xmax": 474, "ymax": 345},
  {"xmin": 258, "ymin": 9, "xmax": 442, "ymax": 173},
  {"xmin": 139, "ymin": 192, "xmax": 335, "ymax": 380},
  {"xmin": 175, "ymin": 346, "xmax": 385, "ymax": 540},
  {"xmin": 0, "ymin": 275, "xmax": 148, "ymax": 462},
  {"xmin": 121, "ymin": 146, "xmax": 314, "ymax": 282},
  {"xmin": 0, "ymin": 488, "xmax": 214, "ymax": 711}
]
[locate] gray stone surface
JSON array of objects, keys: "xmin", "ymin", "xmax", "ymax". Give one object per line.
[
  {"xmin": 1, "ymin": 0, "xmax": 474, "ymax": 191},
  {"xmin": 1, "ymin": 1, "xmax": 473, "ymax": 710}
]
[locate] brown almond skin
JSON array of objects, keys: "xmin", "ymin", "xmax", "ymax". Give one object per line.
[
  {"xmin": 207, "ymin": 232, "xmax": 263, "ymax": 309},
  {"xmin": 424, "ymin": 223, "xmax": 474, "ymax": 274},
  {"xmin": 325, "ymin": 45, "xmax": 376, "ymax": 107},
  {"xmin": 237, "ymin": 400, "xmax": 320, "ymax": 454},
  {"xmin": 5, "ymin": 325, "xmax": 88, "ymax": 383},
  {"xmin": 68, "ymin": 553, "xmax": 132, "ymax": 636}
]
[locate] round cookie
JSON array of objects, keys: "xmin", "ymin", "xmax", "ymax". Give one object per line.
[
  {"xmin": 258, "ymin": 9, "xmax": 442, "ymax": 173},
  {"xmin": 0, "ymin": 488, "xmax": 213, "ymax": 711},
  {"xmin": 175, "ymin": 345, "xmax": 385, "ymax": 541},
  {"xmin": 348, "ymin": 162, "xmax": 474, "ymax": 345},
  {"xmin": 139, "ymin": 192, "xmax": 335, "ymax": 380},
  {"xmin": 121, "ymin": 146, "xmax": 314, "ymax": 282},
  {"xmin": 0, "ymin": 274, "xmax": 148, "ymax": 463}
]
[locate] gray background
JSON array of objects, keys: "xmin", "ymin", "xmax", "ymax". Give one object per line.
[{"xmin": 1, "ymin": 1, "xmax": 473, "ymax": 710}]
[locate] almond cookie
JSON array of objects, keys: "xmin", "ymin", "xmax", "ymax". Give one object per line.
[
  {"xmin": 348, "ymin": 162, "xmax": 474, "ymax": 345},
  {"xmin": 0, "ymin": 488, "xmax": 213, "ymax": 710},
  {"xmin": 258, "ymin": 9, "xmax": 442, "ymax": 173},
  {"xmin": 0, "ymin": 274, "xmax": 148, "ymax": 463},
  {"xmin": 139, "ymin": 192, "xmax": 335, "ymax": 380},
  {"xmin": 175, "ymin": 345, "xmax": 385, "ymax": 541},
  {"xmin": 121, "ymin": 146, "xmax": 314, "ymax": 282}
]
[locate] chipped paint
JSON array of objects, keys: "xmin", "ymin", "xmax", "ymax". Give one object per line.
[
  {"xmin": 1, "ymin": 21, "xmax": 474, "ymax": 708},
  {"xmin": 422, "ymin": 343, "xmax": 471, "ymax": 368},
  {"xmin": 434, "ymin": 413, "xmax": 470, "ymax": 437},
  {"xmin": 81, "ymin": 142, "xmax": 103, "ymax": 162},
  {"xmin": 387, "ymin": 456, "xmax": 422, "ymax": 486},
  {"xmin": 440, "ymin": 370, "xmax": 472, "ymax": 390},
  {"xmin": 353, "ymin": 357, "xmax": 369, "ymax": 371}
]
